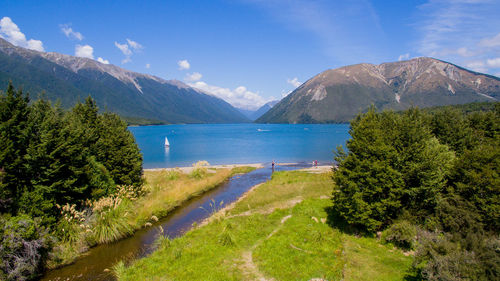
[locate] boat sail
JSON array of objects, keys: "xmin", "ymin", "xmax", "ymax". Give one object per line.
[{"xmin": 164, "ymin": 137, "xmax": 170, "ymax": 147}]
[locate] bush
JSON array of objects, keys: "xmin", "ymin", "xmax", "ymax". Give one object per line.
[
  {"xmin": 189, "ymin": 161, "xmax": 210, "ymax": 179},
  {"xmin": 0, "ymin": 214, "xmax": 52, "ymax": 281},
  {"xmin": 412, "ymin": 230, "xmax": 499, "ymax": 280},
  {"xmin": 89, "ymin": 196, "xmax": 133, "ymax": 244},
  {"xmin": 381, "ymin": 221, "xmax": 416, "ymax": 250}
]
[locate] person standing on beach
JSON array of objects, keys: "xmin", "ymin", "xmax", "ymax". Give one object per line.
[{"xmin": 272, "ymin": 160, "xmax": 275, "ymax": 172}]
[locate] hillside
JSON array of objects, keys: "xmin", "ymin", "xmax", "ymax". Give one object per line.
[
  {"xmin": 257, "ymin": 57, "xmax": 500, "ymax": 123},
  {"xmin": 0, "ymin": 38, "xmax": 249, "ymax": 124}
]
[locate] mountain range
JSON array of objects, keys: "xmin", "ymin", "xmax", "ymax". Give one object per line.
[
  {"xmin": 257, "ymin": 57, "xmax": 500, "ymax": 123},
  {"xmin": 0, "ymin": 38, "xmax": 249, "ymax": 124},
  {"xmin": 1, "ymin": 39, "xmax": 498, "ymax": 125}
]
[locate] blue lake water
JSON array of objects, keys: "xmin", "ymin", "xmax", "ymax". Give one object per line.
[{"xmin": 129, "ymin": 124, "xmax": 351, "ymax": 168}]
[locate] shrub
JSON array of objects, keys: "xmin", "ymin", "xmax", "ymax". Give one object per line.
[
  {"xmin": 381, "ymin": 221, "xmax": 416, "ymax": 250},
  {"xmin": 0, "ymin": 214, "xmax": 52, "ymax": 281},
  {"xmin": 89, "ymin": 196, "xmax": 133, "ymax": 244},
  {"xmin": 412, "ymin": 230, "xmax": 499, "ymax": 280},
  {"xmin": 189, "ymin": 161, "xmax": 210, "ymax": 179}
]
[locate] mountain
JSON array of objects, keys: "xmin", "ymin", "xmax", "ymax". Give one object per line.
[
  {"xmin": 0, "ymin": 38, "xmax": 249, "ymax": 124},
  {"xmin": 238, "ymin": 100, "xmax": 279, "ymax": 121},
  {"xmin": 256, "ymin": 57, "xmax": 500, "ymax": 123}
]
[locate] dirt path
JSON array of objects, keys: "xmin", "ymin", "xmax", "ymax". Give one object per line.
[{"xmin": 238, "ymin": 214, "xmax": 293, "ymax": 281}]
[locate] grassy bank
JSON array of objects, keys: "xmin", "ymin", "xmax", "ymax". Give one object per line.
[
  {"xmin": 117, "ymin": 170, "xmax": 412, "ymax": 280},
  {"xmin": 48, "ymin": 165, "xmax": 255, "ymax": 268}
]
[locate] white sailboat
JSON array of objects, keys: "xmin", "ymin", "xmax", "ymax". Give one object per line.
[{"xmin": 164, "ymin": 136, "xmax": 170, "ymax": 147}]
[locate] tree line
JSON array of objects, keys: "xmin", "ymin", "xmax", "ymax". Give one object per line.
[
  {"xmin": 331, "ymin": 103, "xmax": 499, "ymax": 280},
  {"xmin": 0, "ymin": 83, "xmax": 143, "ymax": 280}
]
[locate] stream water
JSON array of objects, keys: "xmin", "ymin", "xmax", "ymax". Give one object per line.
[{"xmin": 41, "ymin": 163, "xmax": 312, "ymax": 281}]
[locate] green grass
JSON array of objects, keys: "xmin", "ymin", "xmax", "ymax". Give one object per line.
[
  {"xmin": 342, "ymin": 235, "xmax": 413, "ymax": 281},
  {"xmin": 119, "ymin": 170, "xmax": 413, "ymax": 280}
]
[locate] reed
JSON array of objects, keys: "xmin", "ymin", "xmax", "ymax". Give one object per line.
[
  {"xmin": 132, "ymin": 167, "xmax": 235, "ymax": 228},
  {"xmin": 48, "ymin": 165, "xmax": 255, "ymax": 268}
]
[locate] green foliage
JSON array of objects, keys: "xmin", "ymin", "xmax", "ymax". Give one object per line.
[
  {"xmin": 0, "ymin": 82, "xmax": 30, "ymax": 213},
  {"xmin": 0, "ymin": 84, "xmax": 144, "ymax": 279},
  {"xmin": 95, "ymin": 112, "xmax": 143, "ymax": 187},
  {"xmin": 381, "ymin": 221, "xmax": 416, "ymax": 250},
  {"xmin": 413, "ymin": 230, "xmax": 500, "ymax": 281},
  {"xmin": 332, "ymin": 107, "xmax": 454, "ymax": 231},
  {"xmin": 90, "ymin": 198, "xmax": 134, "ymax": 244},
  {"xmin": 0, "ymin": 214, "xmax": 52, "ymax": 281},
  {"xmin": 331, "ymin": 104, "xmax": 500, "ymax": 280}
]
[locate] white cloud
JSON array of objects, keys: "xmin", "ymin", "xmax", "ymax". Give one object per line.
[
  {"xmin": 97, "ymin": 57, "xmax": 109, "ymax": 64},
  {"xmin": 26, "ymin": 40, "xmax": 44, "ymax": 52},
  {"xmin": 479, "ymin": 32, "xmax": 500, "ymax": 48},
  {"xmin": 60, "ymin": 24, "xmax": 83, "ymax": 40},
  {"xmin": 146, "ymin": 63, "xmax": 150, "ymax": 69},
  {"xmin": 75, "ymin": 44, "xmax": 94, "ymax": 59},
  {"xmin": 121, "ymin": 57, "xmax": 132, "ymax": 64},
  {"xmin": 286, "ymin": 77, "xmax": 302, "ymax": 88},
  {"xmin": 414, "ymin": 0, "xmax": 500, "ymax": 76},
  {"xmin": 281, "ymin": 90, "xmax": 292, "ymax": 98},
  {"xmin": 398, "ymin": 53, "xmax": 410, "ymax": 61},
  {"xmin": 114, "ymin": 39, "xmax": 143, "ymax": 64},
  {"xmin": 126, "ymin": 38, "xmax": 143, "ymax": 50},
  {"xmin": 185, "ymin": 72, "xmax": 202, "ymax": 82},
  {"xmin": 486, "ymin": 57, "xmax": 500, "ymax": 68},
  {"xmin": 456, "ymin": 47, "xmax": 474, "ymax": 57},
  {"xmin": 188, "ymin": 81, "xmax": 268, "ymax": 110},
  {"xmin": 466, "ymin": 60, "xmax": 487, "ymax": 73},
  {"xmin": 0, "ymin": 17, "xmax": 44, "ymax": 51},
  {"xmin": 178, "ymin": 60, "xmax": 190, "ymax": 70},
  {"xmin": 115, "ymin": 41, "xmax": 132, "ymax": 56}
]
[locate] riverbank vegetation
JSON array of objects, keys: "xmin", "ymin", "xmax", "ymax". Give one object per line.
[
  {"xmin": 332, "ymin": 104, "xmax": 499, "ymax": 280},
  {"xmin": 0, "ymin": 83, "xmax": 254, "ymax": 280},
  {"xmin": 49, "ymin": 164, "xmax": 254, "ymax": 269},
  {"xmin": 0, "ymin": 83, "xmax": 143, "ymax": 280},
  {"xmin": 117, "ymin": 170, "xmax": 412, "ymax": 280}
]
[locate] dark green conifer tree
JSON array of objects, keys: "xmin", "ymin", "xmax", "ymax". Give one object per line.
[
  {"xmin": 0, "ymin": 83, "xmax": 30, "ymax": 213},
  {"xmin": 96, "ymin": 112, "xmax": 143, "ymax": 187}
]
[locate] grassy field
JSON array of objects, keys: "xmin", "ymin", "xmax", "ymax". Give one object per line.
[{"xmin": 116, "ymin": 170, "xmax": 413, "ymax": 280}]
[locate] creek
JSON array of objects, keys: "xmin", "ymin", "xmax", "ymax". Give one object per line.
[{"xmin": 41, "ymin": 163, "xmax": 311, "ymax": 281}]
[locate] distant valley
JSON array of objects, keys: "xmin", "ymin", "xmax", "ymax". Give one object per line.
[
  {"xmin": 238, "ymin": 100, "xmax": 279, "ymax": 121},
  {"xmin": 257, "ymin": 57, "xmax": 500, "ymax": 123}
]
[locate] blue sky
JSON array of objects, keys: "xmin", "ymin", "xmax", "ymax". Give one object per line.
[{"xmin": 1, "ymin": 0, "xmax": 499, "ymax": 109}]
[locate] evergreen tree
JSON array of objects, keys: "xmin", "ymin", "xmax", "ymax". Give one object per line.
[
  {"xmin": 332, "ymin": 107, "xmax": 455, "ymax": 231},
  {"xmin": 96, "ymin": 112, "xmax": 143, "ymax": 187},
  {"xmin": 0, "ymin": 83, "xmax": 30, "ymax": 213},
  {"xmin": 332, "ymin": 109, "xmax": 404, "ymax": 231}
]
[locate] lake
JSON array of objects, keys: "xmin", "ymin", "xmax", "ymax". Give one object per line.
[{"xmin": 129, "ymin": 123, "xmax": 351, "ymax": 168}]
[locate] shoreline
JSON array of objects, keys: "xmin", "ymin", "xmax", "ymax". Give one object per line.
[
  {"xmin": 144, "ymin": 163, "xmax": 265, "ymax": 174},
  {"xmin": 143, "ymin": 162, "xmax": 332, "ymax": 174}
]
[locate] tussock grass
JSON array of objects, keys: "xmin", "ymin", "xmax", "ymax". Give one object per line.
[
  {"xmin": 48, "ymin": 166, "xmax": 253, "ymax": 268},
  {"xmin": 119, "ymin": 170, "xmax": 413, "ymax": 280},
  {"xmin": 92, "ymin": 199, "xmax": 134, "ymax": 244},
  {"xmin": 131, "ymin": 168, "xmax": 236, "ymax": 228}
]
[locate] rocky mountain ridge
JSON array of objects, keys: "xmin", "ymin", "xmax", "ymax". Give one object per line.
[
  {"xmin": 257, "ymin": 57, "xmax": 499, "ymax": 123},
  {"xmin": 0, "ymin": 38, "xmax": 249, "ymax": 123}
]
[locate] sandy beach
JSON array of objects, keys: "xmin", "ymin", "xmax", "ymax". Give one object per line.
[{"xmin": 144, "ymin": 163, "xmax": 265, "ymax": 174}]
